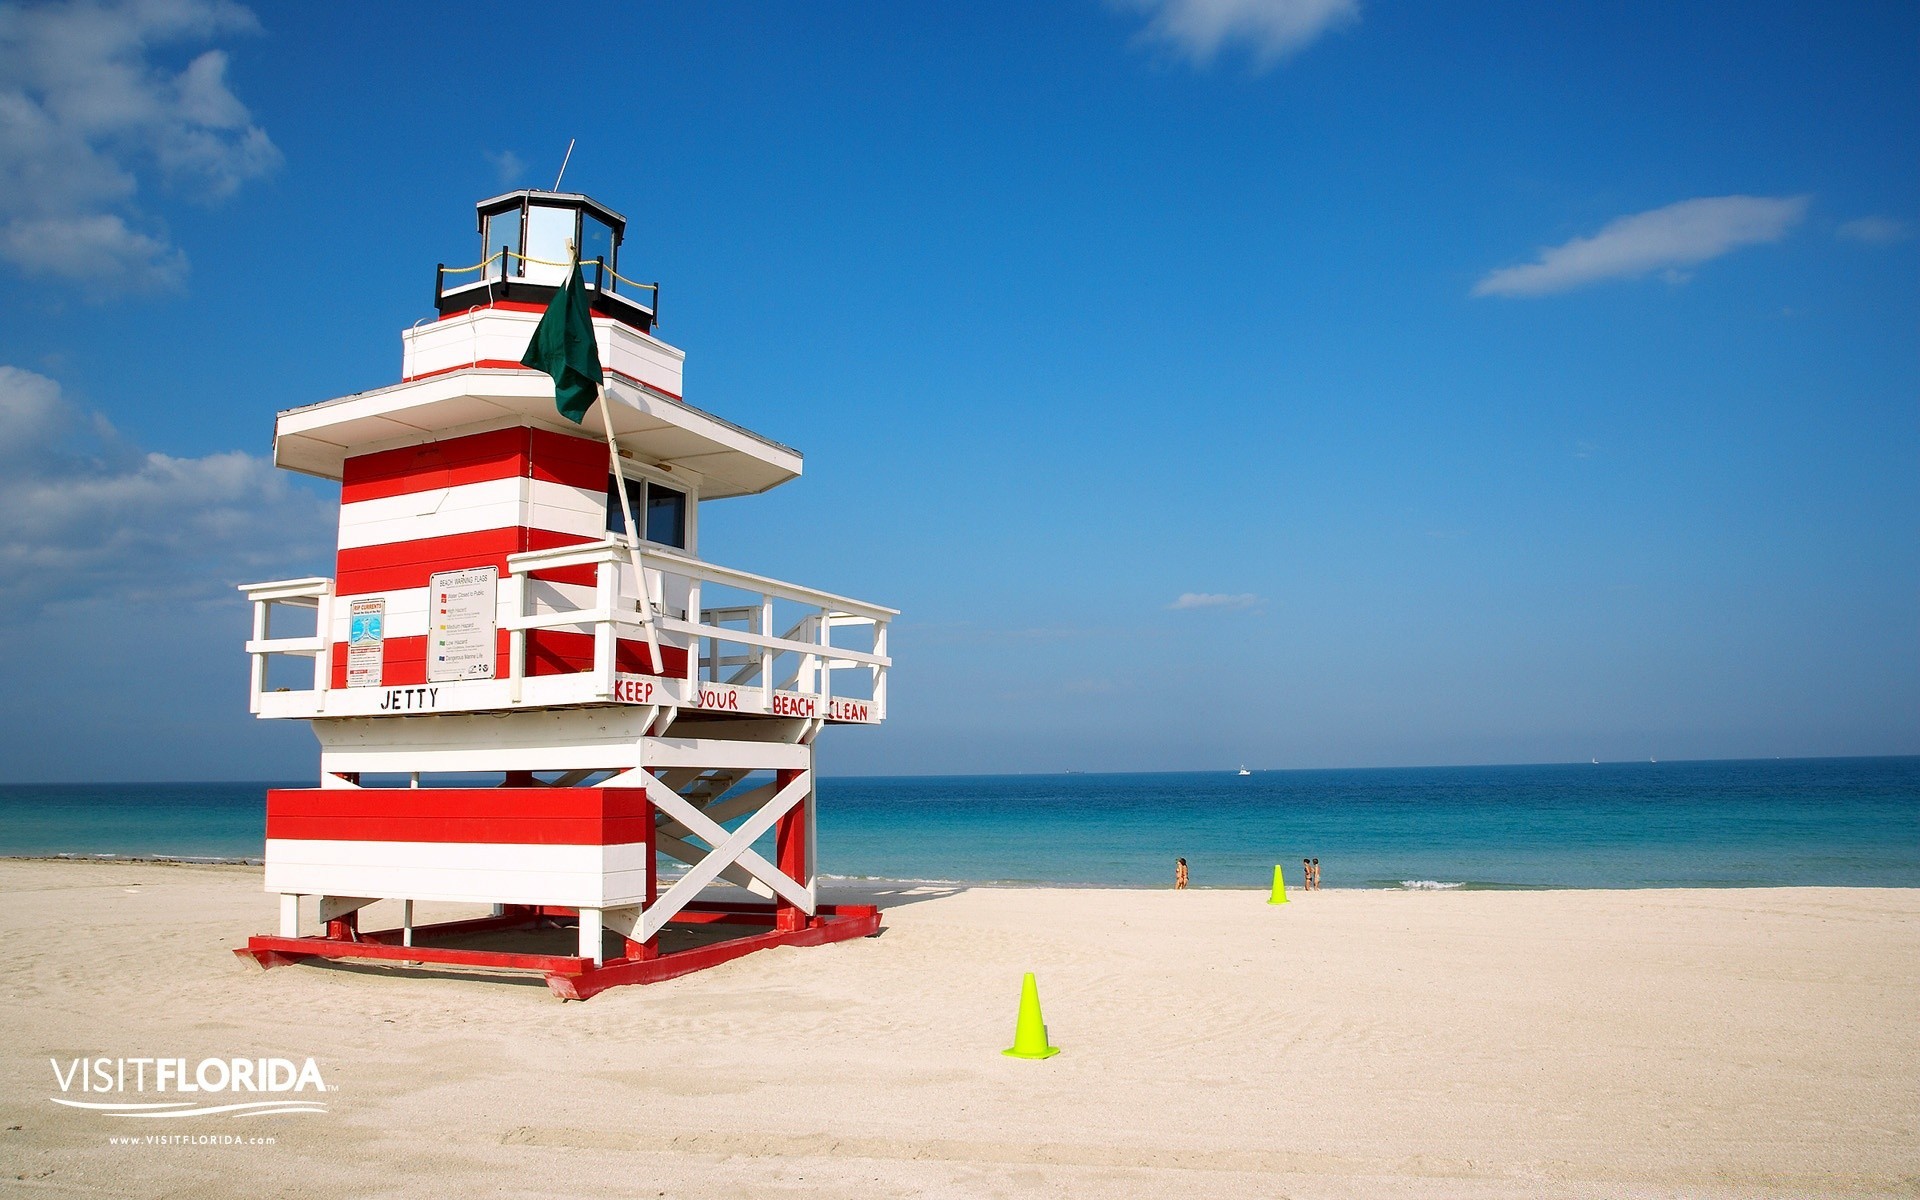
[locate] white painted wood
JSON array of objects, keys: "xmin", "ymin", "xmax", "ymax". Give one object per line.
[
  {"xmin": 599, "ymin": 905, "xmax": 643, "ymax": 945},
  {"xmin": 269, "ymin": 839, "xmax": 649, "ymax": 874},
  {"xmin": 238, "ymin": 577, "xmax": 332, "ymax": 603},
  {"xmin": 593, "ymin": 559, "xmax": 616, "ymax": 698},
  {"xmin": 315, "ymin": 708, "xmax": 651, "ymax": 774},
  {"xmin": 401, "ymin": 900, "xmax": 414, "ymax": 947},
  {"xmin": 400, "ymin": 308, "xmax": 686, "ymax": 400},
  {"xmin": 253, "ymin": 667, "xmax": 881, "ymax": 725},
  {"xmin": 278, "ymin": 893, "xmax": 300, "ymax": 937},
  {"xmin": 578, "ymin": 907, "xmax": 604, "ymax": 965},
  {"xmin": 641, "ymin": 737, "xmax": 810, "ymax": 770},
  {"xmin": 319, "ymin": 896, "xmax": 378, "ymax": 922},
  {"xmin": 316, "ymin": 706, "xmax": 652, "ymax": 750},
  {"xmin": 273, "ymin": 865, "xmax": 646, "ymax": 908},
  {"xmin": 335, "ymin": 476, "xmax": 520, "ymax": 543},
  {"xmin": 273, "ymin": 361, "xmax": 799, "ymax": 500}
]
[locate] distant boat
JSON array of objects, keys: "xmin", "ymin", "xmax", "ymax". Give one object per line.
[
  {"xmin": 1591, "ymin": 758, "xmax": 1598, "ymax": 764},
  {"xmin": 1237, "ymin": 765, "xmax": 1251, "ymax": 776}
]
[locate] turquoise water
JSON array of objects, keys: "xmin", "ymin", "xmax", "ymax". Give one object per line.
[{"xmin": 2, "ymin": 758, "xmax": 1916, "ymax": 889}]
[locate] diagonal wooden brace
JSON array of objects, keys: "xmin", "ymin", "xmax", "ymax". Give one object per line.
[
  {"xmin": 655, "ymin": 830, "xmax": 774, "ymax": 898},
  {"xmin": 638, "ymin": 772, "xmax": 812, "ymax": 942},
  {"xmin": 654, "ymin": 780, "xmax": 777, "ymax": 839}
]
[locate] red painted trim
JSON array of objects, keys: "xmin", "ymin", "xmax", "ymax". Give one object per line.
[
  {"xmin": 267, "ymin": 815, "xmax": 655, "ymax": 845},
  {"xmin": 237, "ymin": 936, "xmax": 589, "ymax": 974},
  {"xmin": 609, "ymin": 365, "xmax": 681, "ymax": 402},
  {"xmin": 268, "ymin": 788, "xmax": 653, "ymax": 821},
  {"xmin": 528, "ymin": 425, "xmax": 613, "ymax": 488},
  {"xmin": 235, "ymin": 905, "xmax": 883, "ymax": 1000},
  {"xmin": 340, "ymin": 426, "xmax": 611, "ymax": 506},
  {"xmin": 401, "ymin": 358, "xmax": 533, "ymax": 383},
  {"xmin": 341, "ymin": 428, "xmax": 531, "ymax": 504},
  {"xmin": 775, "ymin": 768, "xmax": 809, "ymax": 933},
  {"xmin": 547, "ymin": 906, "xmax": 881, "ymax": 999},
  {"xmin": 436, "ymin": 299, "xmax": 548, "ymax": 318},
  {"xmin": 266, "ymin": 787, "xmax": 655, "ymax": 845}
]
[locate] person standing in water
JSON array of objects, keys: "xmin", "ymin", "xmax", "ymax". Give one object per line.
[
  {"xmin": 1174, "ymin": 858, "xmax": 1188, "ymax": 890},
  {"xmin": 1302, "ymin": 857, "xmax": 1312, "ymax": 892},
  {"xmin": 1310, "ymin": 857, "xmax": 1322, "ymax": 890}
]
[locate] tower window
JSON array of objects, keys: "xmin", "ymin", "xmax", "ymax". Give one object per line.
[{"xmin": 607, "ymin": 474, "xmax": 687, "ymax": 550}]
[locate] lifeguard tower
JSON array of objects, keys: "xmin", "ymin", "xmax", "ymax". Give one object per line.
[{"xmin": 234, "ymin": 190, "xmax": 893, "ymax": 999}]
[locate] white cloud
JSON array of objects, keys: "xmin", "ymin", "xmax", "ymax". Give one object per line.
[
  {"xmin": 1836, "ymin": 216, "xmax": 1909, "ymax": 245},
  {"xmin": 1117, "ymin": 0, "xmax": 1358, "ymax": 69},
  {"xmin": 1473, "ymin": 195, "xmax": 1809, "ymax": 298},
  {"xmin": 0, "ymin": 365, "xmax": 333, "ymax": 612},
  {"xmin": 0, "ymin": 0, "xmax": 279, "ymax": 292},
  {"xmin": 487, "ymin": 149, "xmax": 525, "ymax": 186},
  {"xmin": 1168, "ymin": 591, "xmax": 1264, "ymax": 611}
]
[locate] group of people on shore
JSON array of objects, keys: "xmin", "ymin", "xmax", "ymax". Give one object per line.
[{"xmin": 1171, "ymin": 857, "xmax": 1320, "ymax": 889}]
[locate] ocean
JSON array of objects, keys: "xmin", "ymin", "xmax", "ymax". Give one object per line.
[{"xmin": 3, "ymin": 757, "xmax": 1916, "ymax": 890}]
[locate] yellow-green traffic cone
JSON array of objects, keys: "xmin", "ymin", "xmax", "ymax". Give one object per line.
[
  {"xmin": 1267, "ymin": 864, "xmax": 1289, "ymax": 905},
  {"xmin": 1002, "ymin": 972, "xmax": 1060, "ymax": 1059}
]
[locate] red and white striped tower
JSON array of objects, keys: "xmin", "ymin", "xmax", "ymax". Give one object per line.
[{"xmin": 236, "ymin": 191, "xmax": 892, "ymax": 998}]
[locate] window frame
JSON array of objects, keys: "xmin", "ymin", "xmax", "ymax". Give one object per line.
[{"xmin": 606, "ymin": 462, "xmax": 696, "ymax": 555}]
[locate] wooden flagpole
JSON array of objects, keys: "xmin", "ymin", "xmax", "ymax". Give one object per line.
[{"xmin": 598, "ymin": 384, "xmax": 664, "ymax": 675}]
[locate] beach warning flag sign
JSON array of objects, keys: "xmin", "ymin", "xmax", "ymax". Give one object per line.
[{"xmin": 519, "ymin": 260, "xmax": 604, "ymax": 424}]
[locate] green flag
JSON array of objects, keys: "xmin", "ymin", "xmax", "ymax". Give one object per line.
[{"xmin": 519, "ymin": 261, "xmax": 604, "ymax": 423}]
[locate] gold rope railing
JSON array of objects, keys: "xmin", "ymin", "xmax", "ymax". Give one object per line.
[{"xmin": 437, "ymin": 249, "xmax": 659, "ymax": 312}]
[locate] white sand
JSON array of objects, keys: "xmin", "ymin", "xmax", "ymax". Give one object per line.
[{"xmin": 2, "ymin": 860, "xmax": 1915, "ymax": 1198}]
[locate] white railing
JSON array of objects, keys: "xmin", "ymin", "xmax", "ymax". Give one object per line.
[
  {"xmin": 503, "ymin": 539, "xmax": 893, "ymax": 721},
  {"xmin": 239, "ymin": 544, "xmax": 892, "ymax": 722},
  {"xmin": 239, "ymin": 577, "xmax": 333, "ymax": 713}
]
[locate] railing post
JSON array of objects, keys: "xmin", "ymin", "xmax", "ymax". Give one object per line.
[
  {"xmin": 313, "ymin": 591, "xmax": 334, "ymax": 698},
  {"xmin": 248, "ymin": 598, "xmax": 268, "ymax": 714},
  {"xmin": 759, "ymin": 594, "xmax": 774, "ymax": 709},
  {"xmin": 505, "ymin": 571, "xmax": 526, "ymax": 704},
  {"xmin": 816, "ymin": 605, "xmax": 832, "ymax": 708},
  {"xmin": 872, "ymin": 619, "xmax": 888, "ymax": 721},
  {"xmin": 594, "ymin": 559, "xmax": 616, "ymax": 698},
  {"xmin": 686, "ymin": 577, "xmax": 702, "ymax": 690}
]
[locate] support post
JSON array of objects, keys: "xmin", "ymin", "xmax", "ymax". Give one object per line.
[
  {"xmin": 775, "ymin": 767, "xmax": 809, "ymax": 933},
  {"xmin": 579, "ymin": 907, "xmax": 605, "ymax": 965},
  {"xmin": 639, "ymin": 784, "xmax": 660, "ymax": 959},
  {"xmin": 279, "ymin": 893, "xmax": 300, "ymax": 938}
]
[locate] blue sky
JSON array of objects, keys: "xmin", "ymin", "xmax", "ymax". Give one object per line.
[{"xmin": 0, "ymin": 0, "xmax": 1913, "ymax": 780}]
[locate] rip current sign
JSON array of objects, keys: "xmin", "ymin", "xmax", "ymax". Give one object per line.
[
  {"xmin": 347, "ymin": 599, "xmax": 385, "ymax": 688},
  {"xmin": 428, "ymin": 566, "xmax": 499, "ymax": 682}
]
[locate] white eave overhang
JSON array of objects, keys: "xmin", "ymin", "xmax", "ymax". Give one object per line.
[{"xmin": 272, "ymin": 368, "xmax": 802, "ymax": 499}]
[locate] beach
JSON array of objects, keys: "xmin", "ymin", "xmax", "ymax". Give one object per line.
[{"xmin": 3, "ymin": 859, "xmax": 1915, "ymax": 1198}]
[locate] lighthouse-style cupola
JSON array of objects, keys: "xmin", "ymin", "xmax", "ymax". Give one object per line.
[
  {"xmin": 439, "ymin": 191, "xmax": 658, "ymax": 334},
  {"xmin": 236, "ymin": 190, "xmax": 894, "ymax": 999}
]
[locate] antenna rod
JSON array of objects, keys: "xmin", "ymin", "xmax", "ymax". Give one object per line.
[{"xmin": 552, "ymin": 139, "xmax": 575, "ymax": 192}]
